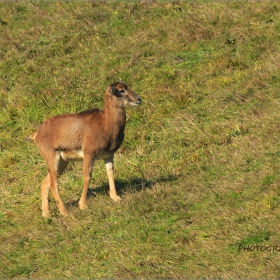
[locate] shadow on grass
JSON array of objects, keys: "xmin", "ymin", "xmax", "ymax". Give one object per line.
[{"xmin": 66, "ymin": 174, "xmax": 178, "ymax": 206}]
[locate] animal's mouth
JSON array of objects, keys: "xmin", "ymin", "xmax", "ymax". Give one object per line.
[
  {"xmin": 129, "ymin": 100, "xmax": 141, "ymax": 106},
  {"xmin": 128, "ymin": 95, "xmax": 141, "ymax": 106},
  {"xmin": 132, "ymin": 102, "xmax": 141, "ymax": 106}
]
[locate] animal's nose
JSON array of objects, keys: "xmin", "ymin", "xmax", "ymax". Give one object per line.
[{"xmin": 137, "ymin": 96, "xmax": 142, "ymax": 104}]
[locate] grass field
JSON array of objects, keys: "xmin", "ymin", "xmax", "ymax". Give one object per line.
[{"xmin": 1, "ymin": 1, "xmax": 280, "ymax": 279}]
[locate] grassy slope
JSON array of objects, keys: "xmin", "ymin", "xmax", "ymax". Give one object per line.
[{"xmin": 0, "ymin": 1, "xmax": 280, "ymax": 279}]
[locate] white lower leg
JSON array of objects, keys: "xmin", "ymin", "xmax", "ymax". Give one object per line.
[{"xmin": 105, "ymin": 157, "xmax": 121, "ymax": 201}]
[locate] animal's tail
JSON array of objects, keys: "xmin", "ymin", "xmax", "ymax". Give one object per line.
[{"xmin": 27, "ymin": 132, "xmax": 37, "ymax": 142}]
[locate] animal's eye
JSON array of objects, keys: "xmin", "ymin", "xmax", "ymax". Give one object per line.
[{"xmin": 119, "ymin": 89, "xmax": 126, "ymax": 94}]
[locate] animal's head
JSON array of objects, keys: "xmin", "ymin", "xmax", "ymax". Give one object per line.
[{"xmin": 108, "ymin": 81, "xmax": 141, "ymax": 108}]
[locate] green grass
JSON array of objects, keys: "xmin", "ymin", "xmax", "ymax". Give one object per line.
[{"xmin": 1, "ymin": 1, "xmax": 280, "ymax": 279}]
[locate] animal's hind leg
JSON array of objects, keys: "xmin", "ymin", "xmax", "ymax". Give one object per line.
[
  {"xmin": 41, "ymin": 159, "xmax": 69, "ymax": 217},
  {"xmin": 47, "ymin": 152, "xmax": 69, "ymax": 216},
  {"xmin": 41, "ymin": 173, "xmax": 51, "ymax": 217}
]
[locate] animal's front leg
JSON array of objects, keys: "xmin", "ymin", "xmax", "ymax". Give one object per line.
[
  {"xmin": 79, "ymin": 155, "xmax": 94, "ymax": 209},
  {"xmin": 105, "ymin": 156, "xmax": 121, "ymax": 201}
]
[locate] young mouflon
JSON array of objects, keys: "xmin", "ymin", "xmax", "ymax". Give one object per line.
[{"xmin": 29, "ymin": 81, "xmax": 141, "ymax": 217}]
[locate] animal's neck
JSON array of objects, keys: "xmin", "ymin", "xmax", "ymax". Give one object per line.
[{"xmin": 104, "ymin": 99, "xmax": 126, "ymax": 136}]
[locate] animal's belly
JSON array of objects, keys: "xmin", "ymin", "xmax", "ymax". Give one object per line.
[
  {"xmin": 60, "ymin": 149, "xmax": 84, "ymax": 162},
  {"xmin": 60, "ymin": 149, "xmax": 113, "ymax": 161}
]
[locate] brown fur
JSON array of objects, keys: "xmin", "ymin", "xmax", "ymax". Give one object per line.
[{"xmin": 30, "ymin": 81, "xmax": 141, "ymax": 217}]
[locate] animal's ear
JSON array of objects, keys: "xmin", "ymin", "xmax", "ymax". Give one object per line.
[
  {"xmin": 111, "ymin": 85, "xmax": 118, "ymax": 96},
  {"xmin": 112, "ymin": 85, "xmax": 123, "ymax": 97}
]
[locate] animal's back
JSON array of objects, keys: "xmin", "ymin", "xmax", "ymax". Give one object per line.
[{"xmin": 35, "ymin": 109, "xmax": 104, "ymax": 152}]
